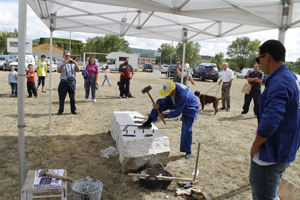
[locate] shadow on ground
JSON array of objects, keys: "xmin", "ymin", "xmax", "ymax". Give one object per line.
[{"xmin": 0, "ymin": 132, "xmax": 181, "ymax": 200}]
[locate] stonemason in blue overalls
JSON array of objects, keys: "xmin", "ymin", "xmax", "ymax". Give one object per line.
[{"xmin": 139, "ymin": 80, "xmax": 199, "ymax": 159}]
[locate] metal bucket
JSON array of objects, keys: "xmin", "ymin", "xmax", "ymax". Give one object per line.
[{"xmin": 71, "ymin": 176, "xmax": 103, "ymax": 200}]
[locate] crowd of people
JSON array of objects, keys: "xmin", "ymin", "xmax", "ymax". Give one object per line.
[{"xmin": 6, "ymin": 40, "xmax": 300, "ymax": 200}]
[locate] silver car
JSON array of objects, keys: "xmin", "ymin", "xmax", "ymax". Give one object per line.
[{"xmin": 0, "ymin": 56, "xmax": 8, "ymax": 70}]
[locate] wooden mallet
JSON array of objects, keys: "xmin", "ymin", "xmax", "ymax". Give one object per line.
[
  {"xmin": 39, "ymin": 169, "xmax": 76, "ymax": 183},
  {"xmin": 141, "ymin": 85, "xmax": 166, "ymax": 125}
]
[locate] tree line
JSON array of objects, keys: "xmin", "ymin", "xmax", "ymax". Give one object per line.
[{"xmin": 1, "ymin": 29, "xmax": 300, "ymax": 73}]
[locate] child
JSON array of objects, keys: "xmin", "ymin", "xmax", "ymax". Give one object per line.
[
  {"xmin": 26, "ymin": 64, "xmax": 38, "ymax": 98},
  {"xmin": 8, "ymin": 65, "xmax": 18, "ymax": 97},
  {"xmin": 102, "ymin": 66, "xmax": 111, "ymax": 86},
  {"xmin": 36, "ymin": 54, "xmax": 47, "ymax": 93}
]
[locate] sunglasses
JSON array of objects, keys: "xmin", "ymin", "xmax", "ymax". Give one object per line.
[
  {"xmin": 255, "ymin": 54, "xmax": 266, "ymax": 64},
  {"xmin": 65, "ymin": 55, "xmax": 71, "ymax": 57}
]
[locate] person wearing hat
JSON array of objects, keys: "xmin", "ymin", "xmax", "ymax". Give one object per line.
[
  {"xmin": 139, "ymin": 80, "xmax": 199, "ymax": 159},
  {"xmin": 176, "ymin": 63, "xmax": 196, "ymax": 86}
]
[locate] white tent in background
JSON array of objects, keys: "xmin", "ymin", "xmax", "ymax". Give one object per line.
[{"xmin": 18, "ymin": 0, "xmax": 300, "ymax": 198}]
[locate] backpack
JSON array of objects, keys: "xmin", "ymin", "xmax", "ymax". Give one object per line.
[{"xmin": 82, "ymin": 69, "xmax": 90, "ymax": 77}]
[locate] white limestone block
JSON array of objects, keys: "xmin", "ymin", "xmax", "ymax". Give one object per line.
[{"xmin": 111, "ymin": 111, "xmax": 170, "ymax": 173}]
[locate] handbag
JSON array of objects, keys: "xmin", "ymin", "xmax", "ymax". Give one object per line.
[
  {"xmin": 65, "ymin": 64, "xmax": 75, "ymax": 83},
  {"xmin": 241, "ymin": 83, "xmax": 252, "ymax": 94}
]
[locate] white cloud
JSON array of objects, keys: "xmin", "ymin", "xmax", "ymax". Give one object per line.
[{"xmin": 1, "ymin": 1, "xmax": 300, "ymax": 62}]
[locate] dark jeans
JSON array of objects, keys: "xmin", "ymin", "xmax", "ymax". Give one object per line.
[
  {"xmin": 119, "ymin": 78, "xmax": 130, "ymax": 97},
  {"xmin": 249, "ymin": 159, "xmax": 290, "ymax": 200},
  {"xmin": 27, "ymin": 81, "xmax": 37, "ymax": 97},
  {"xmin": 10, "ymin": 83, "xmax": 17, "ymax": 96},
  {"xmin": 85, "ymin": 76, "xmax": 96, "ymax": 99},
  {"xmin": 242, "ymin": 90, "xmax": 261, "ymax": 115},
  {"xmin": 58, "ymin": 80, "xmax": 76, "ymax": 113},
  {"xmin": 38, "ymin": 76, "xmax": 45, "ymax": 86}
]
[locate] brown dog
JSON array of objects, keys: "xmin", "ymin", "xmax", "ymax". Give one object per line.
[
  {"xmin": 117, "ymin": 81, "xmax": 134, "ymax": 98},
  {"xmin": 194, "ymin": 91, "xmax": 225, "ymax": 115}
]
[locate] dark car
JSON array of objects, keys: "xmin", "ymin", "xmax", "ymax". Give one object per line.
[
  {"xmin": 167, "ymin": 64, "xmax": 177, "ymax": 77},
  {"xmin": 193, "ymin": 63, "xmax": 219, "ymax": 82},
  {"xmin": 143, "ymin": 63, "xmax": 153, "ymax": 72}
]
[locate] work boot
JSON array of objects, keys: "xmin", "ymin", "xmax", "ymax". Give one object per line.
[
  {"xmin": 185, "ymin": 152, "xmax": 192, "ymax": 159},
  {"xmin": 138, "ymin": 117, "xmax": 153, "ymax": 128}
]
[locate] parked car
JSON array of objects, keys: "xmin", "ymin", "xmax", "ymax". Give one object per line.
[
  {"xmin": 236, "ymin": 68, "xmax": 252, "ymax": 79},
  {"xmin": 3, "ymin": 56, "xmax": 16, "ymax": 70},
  {"xmin": 143, "ymin": 63, "xmax": 153, "ymax": 72},
  {"xmin": 9, "ymin": 55, "xmax": 36, "ymax": 71},
  {"xmin": 167, "ymin": 64, "xmax": 177, "ymax": 77},
  {"xmin": 44, "ymin": 59, "xmax": 58, "ymax": 72},
  {"xmin": 160, "ymin": 65, "xmax": 169, "ymax": 73},
  {"xmin": 0, "ymin": 55, "xmax": 9, "ymax": 70},
  {"xmin": 193, "ymin": 63, "xmax": 219, "ymax": 82}
]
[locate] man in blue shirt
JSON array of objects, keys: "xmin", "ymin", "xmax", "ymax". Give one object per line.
[
  {"xmin": 249, "ymin": 40, "xmax": 300, "ymax": 200},
  {"xmin": 139, "ymin": 80, "xmax": 199, "ymax": 159},
  {"xmin": 241, "ymin": 63, "xmax": 263, "ymax": 117}
]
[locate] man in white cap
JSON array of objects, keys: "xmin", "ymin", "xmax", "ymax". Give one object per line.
[{"xmin": 139, "ymin": 80, "xmax": 199, "ymax": 159}]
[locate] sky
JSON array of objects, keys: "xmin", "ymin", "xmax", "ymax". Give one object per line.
[{"xmin": 1, "ymin": 0, "xmax": 300, "ymax": 62}]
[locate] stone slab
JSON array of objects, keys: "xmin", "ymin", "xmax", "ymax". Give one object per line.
[{"xmin": 111, "ymin": 111, "xmax": 170, "ymax": 173}]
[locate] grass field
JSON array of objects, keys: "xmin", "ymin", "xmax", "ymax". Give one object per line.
[{"xmin": 0, "ymin": 69, "xmax": 299, "ymax": 200}]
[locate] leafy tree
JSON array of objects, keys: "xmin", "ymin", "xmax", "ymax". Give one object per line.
[
  {"xmin": 294, "ymin": 59, "xmax": 300, "ymax": 74},
  {"xmin": 226, "ymin": 37, "xmax": 260, "ymax": 70},
  {"xmin": 155, "ymin": 43, "xmax": 175, "ymax": 65},
  {"xmin": 175, "ymin": 42, "xmax": 201, "ymax": 68},
  {"xmin": 211, "ymin": 52, "xmax": 224, "ymax": 70},
  {"xmin": 83, "ymin": 35, "xmax": 131, "ymax": 61}
]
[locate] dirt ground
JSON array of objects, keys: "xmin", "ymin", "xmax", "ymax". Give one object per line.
[{"xmin": 0, "ymin": 69, "xmax": 299, "ymax": 200}]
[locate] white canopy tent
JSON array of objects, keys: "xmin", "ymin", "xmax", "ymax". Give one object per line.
[{"xmin": 17, "ymin": 0, "xmax": 300, "ymax": 197}]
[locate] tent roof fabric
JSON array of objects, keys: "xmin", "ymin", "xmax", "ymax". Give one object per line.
[{"xmin": 27, "ymin": 0, "xmax": 300, "ymax": 42}]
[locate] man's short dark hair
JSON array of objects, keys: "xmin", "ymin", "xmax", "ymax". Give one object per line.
[
  {"xmin": 41, "ymin": 55, "xmax": 46, "ymax": 58},
  {"xmin": 176, "ymin": 60, "xmax": 182, "ymax": 64},
  {"xmin": 63, "ymin": 51, "xmax": 70, "ymax": 57},
  {"xmin": 259, "ymin": 40, "xmax": 286, "ymax": 62},
  {"xmin": 28, "ymin": 64, "xmax": 33, "ymax": 67}
]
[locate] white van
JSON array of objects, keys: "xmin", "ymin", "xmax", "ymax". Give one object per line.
[
  {"xmin": 9, "ymin": 55, "xmax": 37, "ymax": 71},
  {"xmin": 236, "ymin": 68, "xmax": 252, "ymax": 79},
  {"xmin": 101, "ymin": 52, "xmax": 138, "ymax": 72}
]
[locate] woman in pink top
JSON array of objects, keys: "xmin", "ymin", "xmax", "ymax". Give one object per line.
[
  {"xmin": 102, "ymin": 66, "xmax": 111, "ymax": 86},
  {"xmin": 85, "ymin": 56, "xmax": 99, "ymax": 102}
]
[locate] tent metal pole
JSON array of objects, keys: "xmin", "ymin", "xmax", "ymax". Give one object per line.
[
  {"xmin": 49, "ymin": 29, "xmax": 53, "ymax": 130},
  {"xmin": 178, "ymin": 28, "xmax": 187, "ymax": 127},
  {"xmin": 170, "ymin": 41, "xmax": 173, "ymax": 65},
  {"xmin": 18, "ymin": 0, "xmax": 27, "ymax": 198},
  {"xmin": 70, "ymin": 32, "xmax": 72, "ymax": 55},
  {"xmin": 278, "ymin": 1, "xmax": 290, "ymax": 44}
]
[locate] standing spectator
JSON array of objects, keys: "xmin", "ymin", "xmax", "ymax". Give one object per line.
[
  {"xmin": 218, "ymin": 62, "xmax": 234, "ymax": 111},
  {"xmin": 176, "ymin": 63, "xmax": 196, "ymax": 86},
  {"xmin": 85, "ymin": 56, "xmax": 99, "ymax": 102},
  {"xmin": 118, "ymin": 57, "xmax": 134, "ymax": 98},
  {"xmin": 25, "ymin": 64, "xmax": 37, "ymax": 98},
  {"xmin": 36, "ymin": 55, "xmax": 47, "ymax": 93},
  {"xmin": 57, "ymin": 51, "xmax": 80, "ymax": 115},
  {"xmin": 8, "ymin": 65, "xmax": 17, "ymax": 97},
  {"xmin": 139, "ymin": 80, "xmax": 199, "ymax": 159},
  {"xmin": 241, "ymin": 63, "xmax": 263, "ymax": 117},
  {"xmin": 102, "ymin": 66, "xmax": 111, "ymax": 86},
  {"xmin": 173, "ymin": 60, "xmax": 187, "ymax": 84},
  {"xmin": 249, "ymin": 40, "xmax": 300, "ymax": 200}
]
